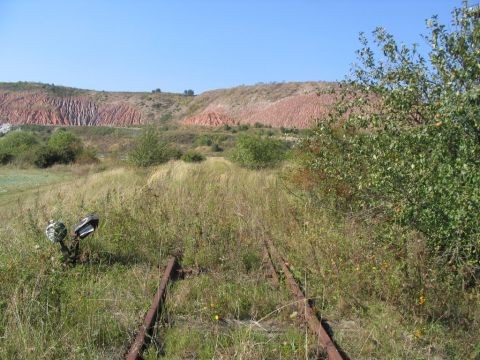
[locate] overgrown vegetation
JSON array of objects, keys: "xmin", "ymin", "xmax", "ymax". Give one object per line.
[
  {"xmin": 0, "ymin": 161, "xmax": 309, "ymax": 359},
  {"xmin": 296, "ymin": 2, "xmax": 480, "ymax": 352},
  {"xmin": 128, "ymin": 125, "xmax": 180, "ymax": 166},
  {"xmin": 1, "ymin": 3, "xmax": 478, "ymax": 358},
  {"xmin": 0, "ymin": 129, "xmax": 94, "ymax": 167},
  {"xmin": 229, "ymin": 134, "xmax": 288, "ymax": 169},
  {"xmin": 301, "ymin": 1, "xmax": 480, "ymax": 272},
  {"xmin": 181, "ymin": 150, "xmax": 205, "ymax": 163},
  {"xmin": 2, "ymin": 158, "xmax": 477, "ymax": 358}
]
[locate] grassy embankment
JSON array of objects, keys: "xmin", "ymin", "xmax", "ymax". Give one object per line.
[
  {"xmin": 0, "ymin": 158, "xmax": 478, "ymax": 359},
  {"xmin": 0, "ymin": 167, "xmax": 72, "ymax": 207}
]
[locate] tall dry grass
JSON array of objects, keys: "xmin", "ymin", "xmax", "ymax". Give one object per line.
[{"xmin": 0, "ymin": 158, "xmax": 477, "ymax": 358}]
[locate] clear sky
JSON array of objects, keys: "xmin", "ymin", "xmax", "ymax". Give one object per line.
[{"xmin": 0, "ymin": 0, "xmax": 461, "ymax": 94}]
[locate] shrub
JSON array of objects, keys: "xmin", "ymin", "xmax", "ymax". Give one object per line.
[
  {"xmin": 211, "ymin": 143, "xmax": 223, "ymax": 152},
  {"xmin": 32, "ymin": 145, "xmax": 60, "ymax": 168},
  {"xmin": 0, "ymin": 129, "xmax": 90, "ymax": 167},
  {"xmin": 129, "ymin": 125, "xmax": 175, "ymax": 167},
  {"xmin": 166, "ymin": 147, "xmax": 183, "ymax": 160},
  {"xmin": 75, "ymin": 147, "xmax": 99, "ymax": 165},
  {"xmin": 195, "ymin": 135, "xmax": 213, "ymax": 147},
  {"xmin": 181, "ymin": 150, "xmax": 206, "ymax": 163},
  {"xmin": 229, "ymin": 134, "xmax": 286, "ymax": 169},
  {"xmin": 48, "ymin": 130, "xmax": 83, "ymax": 163},
  {"xmin": 0, "ymin": 150, "xmax": 12, "ymax": 165},
  {"xmin": 299, "ymin": 2, "xmax": 480, "ymax": 269},
  {"xmin": 0, "ymin": 131, "xmax": 39, "ymax": 155}
]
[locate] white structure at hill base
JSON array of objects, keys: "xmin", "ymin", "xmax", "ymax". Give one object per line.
[{"xmin": 0, "ymin": 123, "xmax": 12, "ymax": 135}]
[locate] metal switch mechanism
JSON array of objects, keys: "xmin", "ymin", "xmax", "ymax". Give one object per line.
[
  {"xmin": 45, "ymin": 213, "xmax": 99, "ymax": 265},
  {"xmin": 74, "ymin": 213, "xmax": 99, "ymax": 239}
]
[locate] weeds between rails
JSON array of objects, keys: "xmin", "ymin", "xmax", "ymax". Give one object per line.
[
  {"xmin": 1, "ymin": 159, "xmax": 478, "ymax": 358},
  {"xmin": 264, "ymin": 238, "xmax": 343, "ymax": 360},
  {"xmin": 127, "ymin": 242, "xmax": 342, "ymax": 360}
]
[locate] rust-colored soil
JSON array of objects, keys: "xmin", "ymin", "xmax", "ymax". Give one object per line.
[
  {"xmin": 0, "ymin": 92, "xmax": 142, "ymax": 126},
  {"xmin": 183, "ymin": 111, "xmax": 237, "ymax": 127},
  {"xmin": 183, "ymin": 93, "xmax": 336, "ymax": 129},
  {"xmin": 0, "ymin": 81, "xmax": 336, "ymax": 128}
]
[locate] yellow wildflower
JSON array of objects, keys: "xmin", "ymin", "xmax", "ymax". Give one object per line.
[
  {"xmin": 214, "ymin": 314, "xmax": 219, "ymax": 321},
  {"xmin": 419, "ymin": 295, "xmax": 426, "ymax": 305},
  {"xmin": 414, "ymin": 329, "xmax": 422, "ymax": 338}
]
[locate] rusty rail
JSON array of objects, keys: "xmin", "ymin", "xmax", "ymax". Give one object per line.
[
  {"xmin": 263, "ymin": 247, "xmax": 280, "ymax": 287},
  {"xmin": 125, "ymin": 256, "xmax": 178, "ymax": 360},
  {"xmin": 264, "ymin": 238, "xmax": 343, "ymax": 360}
]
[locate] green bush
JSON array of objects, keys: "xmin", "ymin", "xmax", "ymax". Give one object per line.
[
  {"xmin": 32, "ymin": 145, "xmax": 60, "ymax": 168},
  {"xmin": 195, "ymin": 135, "xmax": 213, "ymax": 146},
  {"xmin": 181, "ymin": 150, "xmax": 205, "ymax": 163},
  {"xmin": 48, "ymin": 130, "xmax": 83, "ymax": 163},
  {"xmin": 0, "ymin": 150, "xmax": 12, "ymax": 165},
  {"xmin": 129, "ymin": 125, "xmax": 176, "ymax": 167},
  {"xmin": 299, "ymin": 2, "xmax": 480, "ymax": 269},
  {"xmin": 0, "ymin": 131, "xmax": 39, "ymax": 155},
  {"xmin": 211, "ymin": 143, "xmax": 223, "ymax": 152},
  {"xmin": 229, "ymin": 134, "xmax": 286, "ymax": 169},
  {"xmin": 0, "ymin": 129, "xmax": 91, "ymax": 167}
]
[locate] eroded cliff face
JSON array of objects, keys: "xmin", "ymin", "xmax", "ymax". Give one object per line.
[
  {"xmin": 183, "ymin": 111, "xmax": 237, "ymax": 127},
  {"xmin": 0, "ymin": 81, "xmax": 336, "ymax": 128},
  {"xmin": 183, "ymin": 93, "xmax": 336, "ymax": 128},
  {"xmin": 0, "ymin": 92, "xmax": 142, "ymax": 126}
]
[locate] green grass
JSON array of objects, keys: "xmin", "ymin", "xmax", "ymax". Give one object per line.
[
  {"xmin": 0, "ymin": 167, "xmax": 72, "ymax": 206},
  {"xmin": 0, "ymin": 158, "xmax": 478, "ymax": 359}
]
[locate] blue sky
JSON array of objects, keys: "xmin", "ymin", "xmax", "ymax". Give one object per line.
[{"xmin": 0, "ymin": 0, "xmax": 461, "ymax": 93}]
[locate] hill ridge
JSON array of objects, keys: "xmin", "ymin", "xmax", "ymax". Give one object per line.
[{"xmin": 0, "ymin": 81, "xmax": 336, "ymax": 128}]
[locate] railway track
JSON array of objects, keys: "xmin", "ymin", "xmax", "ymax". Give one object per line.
[
  {"xmin": 264, "ymin": 238, "xmax": 344, "ymax": 360},
  {"xmin": 125, "ymin": 256, "xmax": 178, "ymax": 360},
  {"xmin": 126, "ymin": 240, "xmax": 345, "ymax": 359}
]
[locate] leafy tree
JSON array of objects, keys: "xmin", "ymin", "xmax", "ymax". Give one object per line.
[
  {"xmin": 0, "ymin": 131, "xmax": 38, "ymax": 155},
  {"xmin": 129, "ymin": 125, "xmax": 174, "ymax": 167},
  {"xmin": 229, "ymin": 134, "xmax": 287, "ymax": 169},
  {"xmin": 300, "ymin": 2, "xmax": 480, "ymax": 268},
  {"xmin": 32, "ymin": 145, "xmax": 60, "ymax": 168},
  {"xmin": 48, "ymin": 130, "xmax": 83, "ymax": 163},
  {"xmin": 183, "ymin": 89, "xmax": 194, "ymax": 96}
]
